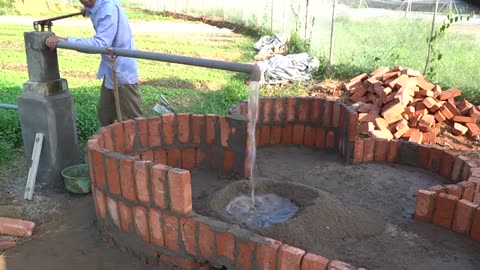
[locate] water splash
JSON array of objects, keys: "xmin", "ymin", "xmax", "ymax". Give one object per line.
[
  {"xmin": 226, "ymin": 193, "xmax": 299, "ymax": 228},
  {"xmin": 247, "ymin": 81, "xmax": 260, "ymax": 206}
]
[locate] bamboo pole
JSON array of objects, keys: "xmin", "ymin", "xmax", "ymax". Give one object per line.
[
  {"xmin": 423, "ymin": 0, "xmax": 440, "ymax": 76},
  {"xmin": 328, "ymin": 0, "xmax": 337, "ymax": 67}
]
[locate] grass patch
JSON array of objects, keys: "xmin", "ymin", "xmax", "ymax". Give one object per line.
[
  {"xmin": 0, "ymin": 21, "xmax": 256, "ymax": 162},
  {"xmin": 1, "ymin": 10, "xmax": 480, "ymax": 165}
]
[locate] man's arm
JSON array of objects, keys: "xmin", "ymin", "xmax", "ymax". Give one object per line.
[{"xmin": 46, "ymin": 4, "xmax": 118, "ymax": 50}]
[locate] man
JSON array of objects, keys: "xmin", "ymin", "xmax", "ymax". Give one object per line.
[{"xmin": 46, "ymin": 0, "xmax": 143, "ymax": 126}]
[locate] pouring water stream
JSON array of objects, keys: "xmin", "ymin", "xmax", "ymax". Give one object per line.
[{"xmin": 247, "ymin": 81, "xmax": 260, "ymax": 208}]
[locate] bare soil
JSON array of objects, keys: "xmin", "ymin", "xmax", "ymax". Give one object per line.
[{"xmin": 191, "ymin": 145, "xmax": 480, "ymax": 270}]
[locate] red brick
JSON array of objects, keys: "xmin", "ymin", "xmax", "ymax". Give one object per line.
[
  {"xmin": 134, "ymin": 160, "xmax": 150, "ymax": 204},
  {"xmin": 347, "ymin": 112, "xmax": 358, "ymax": 142},
  {"xmin": 196, "ymin": 149, "xmax": 207, "ymax": 167},
  {"xmin": 428, "ymin": 185, "xmax": 446, "ymax": 196},
  {"xmin": 353, "ymin": 139, "xmax": 364, "ymax": 163},
  {"xmin": 304, "ymin": 126, "xmax": 316, "ymax": 146},
  {"xmin": 168, "ymin": 168, "xmax": 192, "ymax": 215},
  {"xmin": 439, "ymin": 87, "xmax": 461, "ymax": 100},
  {"xmin": 147, "ymin": 117, "xmax": 161, "ymax": 147},
  {"xmin": 452, "ymin": 199, "xmax": 478, "ymax": 234},
  {"xmin": 123, "ymin": 120, "xmax": 136, "ymax": 153},
  {"xmin": 374, "ymin": 140, "xmax": 388, "ymax": 161},
  {"xmin": 104, "ymin": 155, "xmax": 121, "ymax": 195},
  {"xmin": 118, "ymin": 201, "xmax": 131, "ymax": 232},
  {"xmin": 286, "ymin": 97, "xmax": 296, "ymax": 122},
  {"xmin": 199, "ymin": 223, "xmax": 215, "ymax": 259},
  {"xmin": 262, "ymin": 98, "xmax": 273, "ymax": 124},
  {"xmin": 153, "ymin": 149, "xmax": 167, "ymax": 164},
  {"xmin": 293, "ymin": 125, "xmax": 305, "ymax": 145},
  {"xmin": 149, "ymin": 208, "xmax": 164, "ymax": 247},
  {"xmin": 386, "ymin": 140, "xmax": 400, "ymax": 163},
  {"xmin": 278, "ymin": 244, "xmax": 305, "ymax": 270},
  {"xmin": 136, "ymin": 117, "xmax": 148, "ymax": 147},
  {"xmin": 110, "ymin": 122, "xmax": 125, "ymax": 153},
  {"xmin": 106, "ymin": 197, "xmax": 120, "ymax": 228},
  {"xmin": 0, "ymin": 217, "xmax": 36, "ymax": 237},
  {"xmin": 445, "ymin": 184, "xmax": 462, "ymax": 199},
  {"xmin": 92, "ymin": 148, "xmax": 106, "ymax": 189},
  {"xmin": 331, "ymin": 102, "xmax": 341, "ymax": 128},
  {"xmin": 325, "ymin": 130, "xmax": 335, "ymax": 149},
  {"xmin": 274, "ymin": 98, "xmax": 285, "ymax": 123},
  {"xmin": 310, "ymin": 98, "xmax": 322, "ymax": 123},
  {"xmin": 281, "ymin": 125, "xmax": 293, "ymax": 144},
  {"xmin": 180, "ymin": 218, "xmax": 197, "ymax": 255},
  {"xmin": 164, "ymin": 214, "xmax": 180, "ymax": 252},
  {"xmin": 439, "ymin": 150, "xmax": 455, "ymax": 178},
  {"xmin": 414, "ymin": 190, "xmax": 437, "ymax": 222},
  {"xmin": 452, "ymin": 156, "xmax": 467, "ymax": 182},
  {"xmin": 363, "ymin": 138, "xmax": 375, "ymax": 162},
  {"xmin": 224, "ymin": 150, "xmax": 234, "ymax": 173},
  {"xmin": 452, "ymin": 122, "xmax": 468, "ymax": 136},
  {"xmin": 216, "ymin": 232, "xmax": 235, "ymax": 261},
  {"xmin": 458, "ymin": 181, "xmax": 475, "ymax": 201},
  {"xmin": 191, "ymin": 114, "xmax": 205, "ymax": 144},
  {"xmin": 470, "ymin": 207, "xmax": 480, "ymax": 241},
  {"xmin": 315, "ymin": 128, "xmax": 326, "ymax": 148},
  {"xmin": 141, "ymin": 150, "xmax": 153, "ymax": 161},
  {"xmin": 236, "ymin": 240, "xmax": 255, "ymax": 270},
  {"xmin": 260, "ymin": 126, "xmax": 271, "ymax": 146},
  {"xmin": 151, "ymin": 164, "xmax": 169, "ymax": 209},
  {"xmin": 327, "ymin": 260, "xmax": 355, "ymax": 270},
  {"xmin": 323, "ymin": 100, "xmax": 333, "ymax": 127},
  {"xmin": 133, "ymin": 206, "xmax": 150, "ymax": 243},
  {"xmin": 101, "ymin": 127, "xmax": 114, "ymax": 150},
  {"xmin": 159, "ymin": 254, "xmax": 200, "ymax": 270},
  {"xmin": 0, "ymin": 240, "xmax": 16, "ymax": 251},
  {"xmin": 161, "ymin": 114, "xmax": 175, "ymax": 145},
  {"xmin": 206, "ymin": 114, "xmax": 217, "ymax": 144},
  {"xmin": 119, "ymin": 158, "xmax": 136, "ymax": 201},
  {"xmin": 219, "ymin": 117, "xmax": 230, "ymax": 147},
  {"xmin": 408, "ymin": 130, "xmax": 423, "ymax": 144},
  {"xmin": 301, "ymin": 253, "xmax": 329, "ymax": 270},
  {"xmin": 465, "ymin": 122, "xmax": 480, "ymax": 137},
  {"xmin": 416, "ymin": 145, "xmax": 430, "ymax": 169},
  {"xmin": 167, "ymin": 148, "xmax": 181, "ymax": 168},
  {"xmin": 433, "ymin": 193, "xmax": 459, "ymax": 229},
  {"xmin": 255, "ymin": 238, "xmax": 282, "ymax": 270},
  {"xmin": 181, "ymin": 148, "xmax": 196, "ymax": 170},
  {"xmin": 298, "ymin": 98, "xmax": 311, "ymax": 122},
  {"xmin": 177, "ymin": 113, "xmax": 190, "ymax": 144},
  {"xmin": 270, "ymin": 126, "xmax": 282, "ymax": 144}
]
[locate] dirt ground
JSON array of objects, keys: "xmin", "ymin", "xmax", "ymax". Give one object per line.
[{"xmin": 192, "ymin": 145, "xmax": 480, "ymax": 270}]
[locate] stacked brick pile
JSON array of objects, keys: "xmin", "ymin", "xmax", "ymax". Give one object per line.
[{"xmin": 342, "ymin": 66, "xmax": 480, "ymax": 144}]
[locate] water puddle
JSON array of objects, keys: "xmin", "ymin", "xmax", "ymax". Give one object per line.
[{"xmin": 226, "ymin": 193, "xmax": 299, "ymax": 228}]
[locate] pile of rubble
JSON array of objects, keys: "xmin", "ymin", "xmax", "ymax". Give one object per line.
[{"xmin": 342, "ymin": 66, "xmax": 480, "ymax": 144}]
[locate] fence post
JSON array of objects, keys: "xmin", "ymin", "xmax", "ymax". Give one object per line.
[{"xmin": 270, "ymin": 0, "xmax": 274, "ymax": 33}]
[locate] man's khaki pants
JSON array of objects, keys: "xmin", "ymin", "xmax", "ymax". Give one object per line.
[{"xmin": 97, "ymin": 80, "xmax": 143, "ymax": 126}]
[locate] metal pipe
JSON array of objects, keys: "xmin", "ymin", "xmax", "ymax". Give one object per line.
[
  {"xmin": 0, "ymin": 103, "xmax": 18, "ymax": 110},
  {"xmin": 55, "ymin": 42, "xmax": 262, "ymax": 81}
]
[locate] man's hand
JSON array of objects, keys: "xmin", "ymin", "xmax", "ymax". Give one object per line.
[{"xmin": 45, "ymin": 35, "xmax": 67, "ymax": 51}]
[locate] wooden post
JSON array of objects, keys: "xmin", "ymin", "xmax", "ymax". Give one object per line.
[{"xmin": 271, "ymin": 0, "xmax": 274, "ymax": 33}]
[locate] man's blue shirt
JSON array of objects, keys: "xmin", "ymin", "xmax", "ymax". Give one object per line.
[{"xmin": 67, "ymin": 0, "xmax": 138, "ymax": 89}]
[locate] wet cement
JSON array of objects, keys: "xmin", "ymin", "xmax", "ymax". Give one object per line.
[{"xmin": 191, "ymin": 145, "xmax": 480, "ymax": 270}]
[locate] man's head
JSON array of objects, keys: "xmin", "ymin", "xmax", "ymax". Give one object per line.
[{"xmin": 79, "ymin": 0, "xmax": 95, "ymax": 8}]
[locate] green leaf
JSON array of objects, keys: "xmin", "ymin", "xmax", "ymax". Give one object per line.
[{"xmin": 437, "ymin": 53, "xmax": 443, "ymax": 61}]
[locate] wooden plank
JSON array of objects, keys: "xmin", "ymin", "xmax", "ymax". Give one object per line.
[{"xmin": 24, "ymin": 133, "xmax": 44, "ymax": 200}]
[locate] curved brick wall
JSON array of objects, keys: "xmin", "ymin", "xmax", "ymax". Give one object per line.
[{"xmin": 87, "ymin": 96, "xmax": 479, "ymax": 270}]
